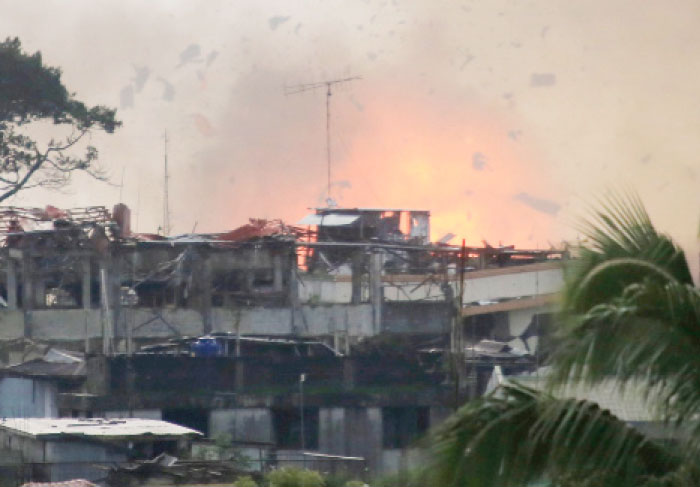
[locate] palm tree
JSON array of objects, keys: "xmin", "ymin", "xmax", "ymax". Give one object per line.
[{"xmin": 428, "ymin": 194, "xmax": 700, "ymax": 487}]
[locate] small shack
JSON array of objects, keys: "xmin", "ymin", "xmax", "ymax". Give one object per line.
[{"xmin": 0, "ymin": 418, "xmax": 201, "ymax": 483}]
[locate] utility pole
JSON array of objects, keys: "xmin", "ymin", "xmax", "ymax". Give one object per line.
[
  {"xmin": 299, "ymin": 373, "xmax": 306, "ymax": 456},
  {"xmin": 163, "ymin": 130, "xmax": 171, "ymax": 236},
  {"xmin": 285, "ymin": 76, "xmax": 360, "ymax": 205}
]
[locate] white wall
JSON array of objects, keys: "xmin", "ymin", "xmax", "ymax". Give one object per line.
[{"xmin": 0, "ymin": 377, "xmax": 58, "ymax": 418}]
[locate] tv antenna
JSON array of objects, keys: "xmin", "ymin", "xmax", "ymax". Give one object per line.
[
  {"xmin": 162, "ymin": 129, "xmax": 171, "ymax": 236},
  {"xmin": 285, "ymin": 76, "xmax": 361, "ymax": 205}
]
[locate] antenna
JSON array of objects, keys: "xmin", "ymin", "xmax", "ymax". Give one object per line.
[
  {"xmin": 285, "ymin": 76, "xmax": 360, "ymax": 205},
  {"xmin": 163, "ymin": 130, "xmax": 171, "ymax": 236},
  {"xmin": 119, "ymin": 167, "xmax": 126, "ymax": 202}
]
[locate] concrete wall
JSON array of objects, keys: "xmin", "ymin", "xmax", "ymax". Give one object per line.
[
  {"xmin": 1, "ymin": 264, "xmax": 562, "ymax": 343},
  {"xmin": 45, "ymin": 440, "xmax": 126, "ymax": 482},
  {"xmin": 103, "ymin": 409, "xmax": 162, "ymax": 420},
  {"xmin": 460, "ymin": 266, "xmax": 563, "ymax": 303},
  {"xmin": 0, "ymin": 429, "xmax": 46, "ymax": 463},
  {"xmin": 297, "ymin": 264, "xmax": 563, "ymax": 305},
  {"xmin": 0, "ymin": 310, "xmax": 23, "ymax": 339},
  {"xmin": 382, "ymin": 302, "xmax": 451, "ymax": 334},
  {"xmin": 0, "ymin": 377, "xmax": 57, "ymax": 418},
  {"xmin": 27, "ymin": 309, "xmax": 101, "ymax": 341},
  {"xmin": 20, "ymin": 304, "xmax": 374, "ymax": 342},
  {"xmin": 316, "ymin": 406, "xmax": 383, "ymax": 472},
  {"xmin": 209, "ymin": 408, "xmax": 273, "ymax": 443}
]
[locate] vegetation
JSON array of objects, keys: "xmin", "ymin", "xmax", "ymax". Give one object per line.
[
  {"xmin": 234, "ymin": 475, "xmax": 260, "ymax": 487},
  {"xmin": 266, "ymin": 467, "xmax": 325, "ymax": 487},
  {"xmin": 0, "ymin": 37, "xmax": 119, "ymax": 202},
  {"xmin": 428, "ymin": 194, "xmax": 700, "ymax": 486}
]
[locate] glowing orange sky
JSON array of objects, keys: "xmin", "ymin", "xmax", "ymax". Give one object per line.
[{"xmin": 330, "ymin": 90, "xmax": 562, "ymax": 248}]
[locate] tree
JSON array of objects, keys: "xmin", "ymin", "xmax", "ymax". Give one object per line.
[
  {"xmin": 428, "ymin": 193, "xmax": 700, "ymax": 486},
  {"xmin": 0, "ymin": 37, "xmax": 119, "ymax": 202}
]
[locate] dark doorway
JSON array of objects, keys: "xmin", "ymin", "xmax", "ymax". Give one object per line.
[{"xmin": 272, "ymin": 407, "xmax": 319, "ymax": 450}]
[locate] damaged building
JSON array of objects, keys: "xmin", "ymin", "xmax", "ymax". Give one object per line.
[{"xmin": 0, "ymin": 203, "xmax": 567, "ymax": 477}]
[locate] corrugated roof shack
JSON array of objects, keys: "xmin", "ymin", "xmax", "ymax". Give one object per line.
[{"xmin": 0, "ymin": 418, "xmax": 201, "ymax": 483}]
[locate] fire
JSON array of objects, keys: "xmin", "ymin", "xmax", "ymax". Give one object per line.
[{"xmin": 332, "ymin": 92, "xmax": 562, "ymax": 248}]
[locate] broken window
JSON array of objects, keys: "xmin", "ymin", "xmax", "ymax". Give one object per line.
[
  {"xmin": 382, "ymin": 406, "xmax": 429, "ymax": 449},
  {"xmin": 272, "ymin": 407, "xmax": 319, "ymax": 450}
]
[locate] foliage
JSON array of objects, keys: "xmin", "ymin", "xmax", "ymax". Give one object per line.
[
  {"xmin": 0, "ymin": 37, "xmax": 119, "ymax": 201},
  {"xmin": 427, "ymin": 193, "xmax": 700, "ymax": 487},
  {"xmin": 343, "ymin": 480, "xmax": 367, "ymax": 487},
  {"xmin": 371, "ymin": 470, "xmax": 428, "ymax": 487},
  {"xmin": 234, "ymin": 475, "xmax": 260, "ymax": 487},
  {"xmin": 266, "ymin": 467, "xmax": 325, "ymax": 487}
]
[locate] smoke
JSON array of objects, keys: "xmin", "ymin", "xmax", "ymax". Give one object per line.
[{"xmin": 0, "ymin": 0, "xmax": 697, "ymax": 276}]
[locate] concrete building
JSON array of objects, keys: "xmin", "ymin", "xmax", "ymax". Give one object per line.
[{"xmin": 0, "ymin": 204, "xmax": 568, "ymax": 475}]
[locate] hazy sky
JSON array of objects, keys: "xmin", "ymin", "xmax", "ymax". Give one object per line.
[{"xmin": 1, "ymin": 1, "xmax": 698, "ymax": 276}]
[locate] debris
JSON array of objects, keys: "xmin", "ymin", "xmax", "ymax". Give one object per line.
[
  {"xmin": 472, "ymin": 152, "xmax": 487, "ymax": 171},
  {"xmin": 131, "ymin": 65, "xmax": 150, "ymax": 92},
  {"xmin": 530, "ymin": 73, "xmax": 556, "ymax": 87},
  {"xmin": 268, "ymin": 16, "xmax": 291, "ymax": 30},
  {"xmin": 177, "ymin": 43, "xmax": 201, "ymax": 68},
  {"xmin": 119, "ymin": 85, "xmax": 134, "ymax": 109},
  {"xmin": 514, "ymin": 192, "xmax": 561, "ymax": 216}
]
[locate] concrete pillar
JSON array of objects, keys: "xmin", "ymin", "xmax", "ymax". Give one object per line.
[
  {"xmin": 319, "ymin": 408, "xmax": 346, "ymax": 455},
  {"xmin": 21, "ymin": 256, "xmax": 32, "ymax": 311},
  {"xmin": 289, "ymin": 249, "xmax": 301, "ymax": 335},
  {"xmin": 342, "ymin": 359, "xmax": 355, "ymax": 391},
  {"xmin": 245, "ymin": 269, "xmax": 255, "ymax": 293},
  {"xmin": 202, "ymin": 258, "xmax": 213, "ymax": 333},
  {"xmin": 369, "ymin": 250, "xmax": 383, "ymax": 334},
  {"xmin": 6, "ymin": 258, "xmax": 17, "ymax": 310},
  {"xmin": 99, "ymin": 260, "xmax": 112, "ymax": 355},
  {"xmin": 350, "ymin": 250, "xmax": 364, "ymax": 304},
  {"xmin": 235, "ymin": 359, "xmax": 245, "ymax": 390},
  {"xmin": 33, "ymin": 278, "xmax": 45, "ymax": 308},
  {"xmin": 82, "ymin": 257, "xmax": 91, "ymax": 309},
  {"xmin": 272, "ymin": 253, "xmax": 284, "ymax": 293}
]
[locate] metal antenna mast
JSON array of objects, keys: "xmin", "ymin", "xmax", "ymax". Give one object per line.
[
  {"xmin": 285, "ymin": 76, "xmax": 360, "ymax": 204},
  {"xmin": 163, "ymin": 130, "xmax": 171, "ymax": 236}
]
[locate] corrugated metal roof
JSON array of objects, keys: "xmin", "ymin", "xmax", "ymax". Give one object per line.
[
  {"xmin": 21, "ymin": 480, "xmax": 96, "ymax": 487},
  {"xmin": 298, "ymin": 214, "xmax": 360, "ymax": 226},
  {"xmin": 0, "ymin": 418, "xmax": 202, "ymax": 439}
]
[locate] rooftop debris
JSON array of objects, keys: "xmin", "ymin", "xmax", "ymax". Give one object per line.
[
  {"xmin": 106, "ymin": 456, "xmax": 255, "ymax": 486},
  {"xmin": 216, "ymin": 218, "xmax": 304, "ymax": 242}
]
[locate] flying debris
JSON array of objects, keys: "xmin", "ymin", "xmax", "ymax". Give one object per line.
[
  {"xmin": 530, "ymin": 73, "xmax": 556, "ymax": 86},
  {"xmin": 205, "ymin": 50, "xmax": 219, "ymax": 67},
  {"xmin": 513, "ymin": 192, "xmax": 561, "ymax": 216},
  {"xmin": 268, "ymin": 16, "xmax": 291, "ymax": 30},
  {"xmin": 119, "ymin": 85, "xmax": 134, "ymax": 109},
  {"xmin": 508, "ymin": 130, "xmax": 522, "ymax": 141},
  {"xmin": 132, "ymin": 65, "xmax": 151, "ymax": 92},
  {"xmin": 177, "ymin": 43, "xmax": 201, "ymax": 68},
  {"xmin": 191, "ymin": 113, "xmax": 216, "ymax": 136},
  {"xmin": 472, "ymin": 152, "xmax": 487, "ymax": 171},
  {"xmin": 157, "ymin": 77, "xmax": 175, "ymax": 101}
]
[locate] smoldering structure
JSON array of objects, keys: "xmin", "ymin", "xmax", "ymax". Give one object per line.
[{"xmin": 0, "ymin": 203, "xmax": 567, "ymax": 482}]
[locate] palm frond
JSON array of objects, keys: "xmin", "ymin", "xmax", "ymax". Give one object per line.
[
  {"xmin": 565, "ymin": 192, "xmax": 693, "ymax": 314},
  {"xmin": 427, "ymin": 383, "xmax": 680, "ymax": 487},
  {"xmin": 551, "ymin": 193, "xmax": 700, "ymax": 433}
]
